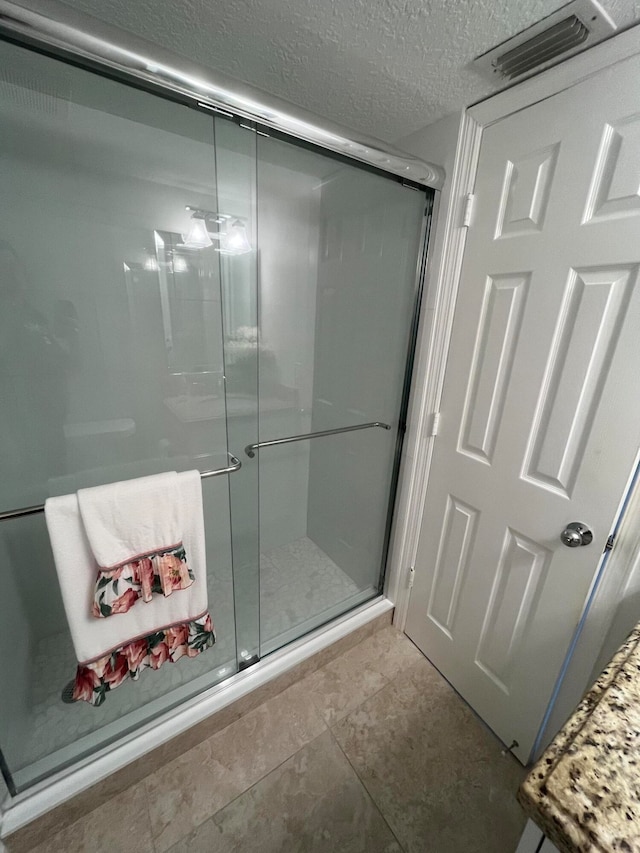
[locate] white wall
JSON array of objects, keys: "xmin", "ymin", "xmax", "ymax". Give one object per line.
[
  {"xmin": 593, "ymin": 517, "xmax": 640, "ymax": 679},
  {"xmin": 395, "ymin": 110, "xmax": 463, "ymax": 377},
  {"xmin": 256, "ymin": 155, "xmax": 320, "ymax": 552},
  {"xmin": 395, "ymin": 111, "xmax": 463, "ymax": 181},
  {"xmin": 306, "ymin": 167, "xmax": 426, "ymax": 589}
]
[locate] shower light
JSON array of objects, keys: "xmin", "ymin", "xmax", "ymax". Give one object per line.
[
  {"xmin": 182, "ymin": 213, "xmax": 213, "ymax": 249},
  {"xmin": 219, "ymin": 220, "xmax": 252, "ymax": 256}
]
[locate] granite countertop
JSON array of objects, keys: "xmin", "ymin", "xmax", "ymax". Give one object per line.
[{"xmin": 518, "ymin": 624, "xmax": 640, "ymax": 852}]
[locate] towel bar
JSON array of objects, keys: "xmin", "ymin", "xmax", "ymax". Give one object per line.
[{"xmin": 0, "ymin": 452, "xmax": 242, "ymax": 522}]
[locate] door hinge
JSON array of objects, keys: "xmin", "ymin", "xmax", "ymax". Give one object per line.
[
  {"xmin": 408, "ymin": 566, "xmax": 416, "ymax": 589},
  {"xmin": 604, "ymin": 533, "xmax": 616, "ymax": 553},
  {"xmin": 430, "ymin": 412, "xmax": 441, "ymax": 437},
  {"xmin": 462, "ymin": 193, "xmax": 475, "ymax": 228}
]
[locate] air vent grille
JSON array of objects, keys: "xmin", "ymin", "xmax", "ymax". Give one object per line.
[
  {"xmin": 473, "ymin": 0, "xmax": 616, "ymax": 85},
  {"xmin": 496, "ymin": 16, "xmax": 589, "ymax": 80}
]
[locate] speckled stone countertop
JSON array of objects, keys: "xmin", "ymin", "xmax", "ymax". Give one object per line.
[{"xmin": 518, "ymin": 624, "xmax": 640, "ymax": 852}]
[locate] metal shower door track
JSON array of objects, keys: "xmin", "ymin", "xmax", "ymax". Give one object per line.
[{"xmin": 0, "ymin": 0, "xmax": 444, "ymax": 190}]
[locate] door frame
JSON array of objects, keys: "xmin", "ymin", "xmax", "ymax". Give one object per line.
[{"xmin": 386, "ymin": 19, "xmax": 640, "ymax": 755}]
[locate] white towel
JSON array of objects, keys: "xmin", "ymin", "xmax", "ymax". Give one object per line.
[
  {"xmin": 77, "ymin": 471, "xmax": 182, "ymax": 570},
  {"xmin": 44, "ymin": 470, "xmax": 207, "ymax": 664}
]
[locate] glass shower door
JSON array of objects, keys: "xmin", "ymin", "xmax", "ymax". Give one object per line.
[
  {"xmin": 0, "ymin": 40, "xmax": 248, "ymax": 792},
  {"xmin": 0, "ymin": 25, "xmax": 429, "ymax": 797},
  {"xmin": 213, "ymin": 117, "xmax": 261, "ymax": 668},
  {"xmin": 253, "ymin": 135, "xmax": 426, "ymax": 654}
]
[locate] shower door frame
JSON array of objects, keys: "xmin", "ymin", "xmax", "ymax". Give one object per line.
[
  {"xmin": 0, "ymin": 3, "xmax": 437, "ymax": 834},
  {"xmin": 0, "ymin": 0, "xmax": 443, "ymax": 191},
  {"xmin": 0, "ymin": 0, "xmax": 440, "ymax": 615}
]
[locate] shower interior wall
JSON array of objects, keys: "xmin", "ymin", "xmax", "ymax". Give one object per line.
[
  {"xmin": 308, "ymin": 170, "xmax": 422, "ymax": 591},
  {"xmin": 255, "ymin": 154, "xmax": 320, "ymax": 553}
]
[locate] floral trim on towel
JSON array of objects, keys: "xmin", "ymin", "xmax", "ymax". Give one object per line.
[
  {"xmin": 92, "ymin": 544, "xmax": 194, "ymax": 618},
  {"xmin": 73, "ymin": 613, "xmax": 215, "ymax": 706}
]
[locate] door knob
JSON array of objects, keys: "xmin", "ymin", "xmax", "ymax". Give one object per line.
[{"xmin": 560, "ymin": 522, "xmax": 593, "ymax": 548}]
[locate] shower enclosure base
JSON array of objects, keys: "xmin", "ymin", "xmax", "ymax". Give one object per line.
[
  {"xmin": 9, "ymin": 537, "xmax": 368, "ymax": 789},
  {"xmin": 0, "ymin": 596, "xmax": 392, "ymax": 841}
]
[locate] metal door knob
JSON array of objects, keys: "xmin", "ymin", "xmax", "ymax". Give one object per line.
[{"xmin": 560, "ymin": 522, "xmax": 593, "ymax": 548}]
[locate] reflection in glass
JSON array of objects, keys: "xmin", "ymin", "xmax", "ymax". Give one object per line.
[
  {"xmin": 0, "ymin": 39, "xmax": 238, "ymax": 792},
  {"xmin": 182, "ymin": 213, "xmax": 213, "ymax": 249},
  {"xmin": 219, "ymin": 219, "xmax": 252, "ymax": 256}
]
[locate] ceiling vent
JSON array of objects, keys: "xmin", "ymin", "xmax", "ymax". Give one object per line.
[{"xmin": 473, "ymin": 0, "xmax": 616, "ymax": 84}]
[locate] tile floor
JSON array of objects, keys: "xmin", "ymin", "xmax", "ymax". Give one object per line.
[{"xmin": 20, "ymin": 626, "xmax": 528, "ymax": 853}]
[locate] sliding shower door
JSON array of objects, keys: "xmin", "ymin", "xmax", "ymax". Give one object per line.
[
  {"xmin": 208, "ymin": 122, "xmax": 428, "ymax": 657},
  {"xmin": 0, "ymin": 32, "xmax": 429, "ymax": 795},
  {"xmin": 253, "ymin": 135, "xmax": 427, "ymax": 654},
  {"xmin": 0, "ymin": 40, "xmax": 244, "ymax": 792}
]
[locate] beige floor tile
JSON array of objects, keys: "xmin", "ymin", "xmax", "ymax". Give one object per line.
[
  {"xmin": 145, "ymin": 680, "xmax": 326, "ymax": 852},
  {"xmin": 359, "ymin": 625, "xmax": 427, "ymax": 681},
  {"xmin": 299, "ymin": 626, "xmax": 421, "ymax": 726},
  {"xmin": 301, "ymin": 653, "xmax": 387, "ymax": 726},
  {"xmin": 333, "ymin": 657, "xmax": 528, "ymax": 853},
  {"xmin": 166, "ymin": 730, "xmax": 402, "ymax": 853},
  {"xmin": 24, "ymin": 784, "xmax": 153, "ymax": 853}
]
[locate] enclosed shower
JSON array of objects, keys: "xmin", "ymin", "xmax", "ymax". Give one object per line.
[{"xmin": 0, "ymin": 15, "xmax": 433, "ymax": 807}]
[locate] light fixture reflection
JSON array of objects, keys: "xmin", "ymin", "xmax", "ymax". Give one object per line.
[
  {"xmin": 172, "ymin": 255, "xmax": 189, "ymax": 273},
  {"xmin": 219, "ymin": 220, "xmax": 252, "ymax": 256},
  {"xmin": 182, "ymin": 214, "xmax": 212, "ymax": 249},
  {"xmin": 181, "ymin": 206, "xmax": 252, "ymax": 254}
]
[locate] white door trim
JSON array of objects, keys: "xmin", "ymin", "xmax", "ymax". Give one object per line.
[
  {"xmin": 385, "ymin": 110, "xmax": 482, "ymax": 624},
  {"xmin": 535, "ymin": 455, "xmax": 640, "ymax": 754},
  {"xmin": 388, "ymin": 18, "xmax": 640, "ymax": 750}
]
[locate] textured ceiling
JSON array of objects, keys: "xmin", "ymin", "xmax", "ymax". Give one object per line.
[{"xmin": 58, "ymin": 0, "xmax": 640, "ymax": 142}]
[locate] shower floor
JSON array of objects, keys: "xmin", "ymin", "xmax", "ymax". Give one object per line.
[
  {"xmin": 260, "ymin": 537, "xmax": 366, "ymax": 653},
  {"xmin": 9, "ymin": 537, "xmax": 371, "ymax": 789}
]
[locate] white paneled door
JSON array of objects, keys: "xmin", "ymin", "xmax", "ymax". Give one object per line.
[{"xmin": 405, "ymin": 54, "xmax": 640, "ymax": 762}]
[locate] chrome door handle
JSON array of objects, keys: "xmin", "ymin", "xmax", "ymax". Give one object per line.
[
  {"xmin": 560, "ymin": 522, "xmax": 593, "ymax": 548},
  {"xmin": 245, "ymin": 422, "xmax": 391, "ymax": 458}
]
